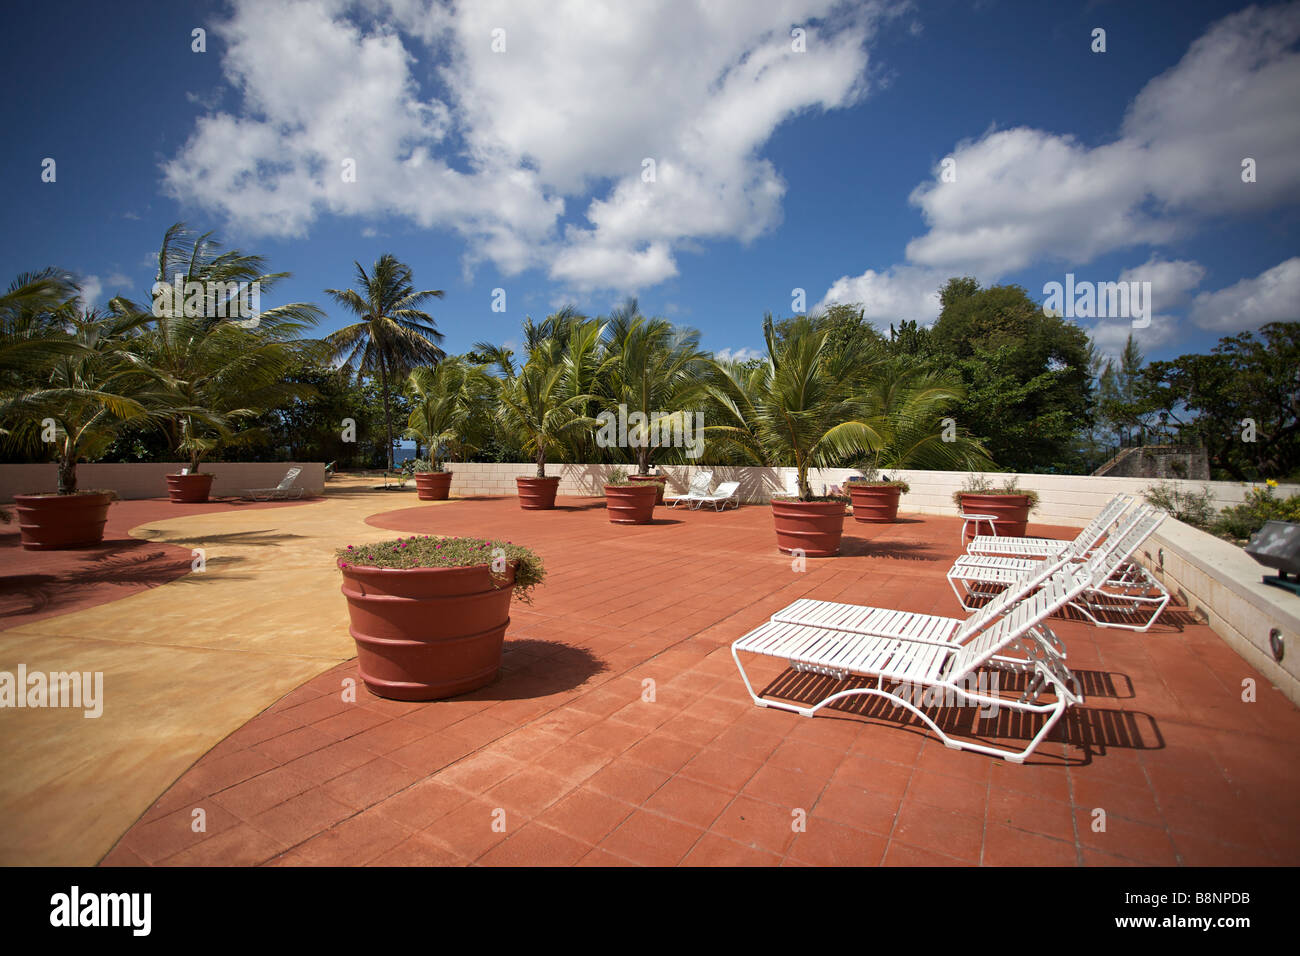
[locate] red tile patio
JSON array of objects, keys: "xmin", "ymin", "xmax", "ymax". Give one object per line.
[{"xmin": 103, "ymin": 494, "xmax": 1300, "ymax": 866}]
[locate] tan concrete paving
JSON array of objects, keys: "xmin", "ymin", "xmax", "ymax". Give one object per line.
[{"xmin": 0, "ymin": 478, "xmax": 440, "ymax": 865}]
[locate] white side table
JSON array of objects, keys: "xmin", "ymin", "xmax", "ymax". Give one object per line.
[{"xmin": 959, "ymin": 512, "xmax": 998, "ymax": 544}]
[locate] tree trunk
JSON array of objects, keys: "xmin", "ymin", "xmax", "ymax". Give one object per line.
[
  {"xmin": 57, "ymin": 448, "xmax": 77, "ymax": 495},
  {"xmin": 638, "ymin": 447, "xmax": 650, "ymax": 475},
  {"xmin": 536, "ymin": 446, "xmax": 545, "ymax": 478},
  {"xmin": 379, "ymin": 359, "xmax": 394, "ymax": 471}
]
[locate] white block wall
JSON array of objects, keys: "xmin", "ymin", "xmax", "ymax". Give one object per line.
[
  {"xmin": 0, "ymin": 462, "xmax": 325, "ymax": 502},
  {"xmin": 444, "ymin": 462, "xmax": 1296, "ymax": 527}
]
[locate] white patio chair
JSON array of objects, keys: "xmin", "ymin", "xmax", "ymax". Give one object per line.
[
  {"xmin": 666, "ymin": 471, "xmax": 713, "ymax": 508},
  {"xmin": 691, "ymin": 480, "xmax": 740, "ymax": 511},
  {"xmin": 245, "ymin": 467, "xmax": 305, "ymax": 501},
  {"xmin": 966, "ymin": 493, "xmax": 1132, "ymax": 558},
  {"xmin": 732, "ymin": 558, "xmax": 1094, "ymax": 762},
  {"xmin": 948, "ymin": 506, "xmax": 1169, "ymax": 631}
]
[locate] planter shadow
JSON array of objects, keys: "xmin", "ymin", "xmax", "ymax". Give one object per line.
[{"xmin": 432, "ymin": 638, "xmax": 608, "ymax": 701}]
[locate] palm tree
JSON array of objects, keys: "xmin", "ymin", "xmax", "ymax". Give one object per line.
[
  {"xmin": 110, "ymin": 223, "xmax": 325, "ymax": 471},
  {"xmin": 704, "ymin": 315, "xmax": 886, "ymax": 500},
  {"xmin": 0, "ymin": 269, "xmax": 85, "ymax": 397},
  {"xmin": 326, "ymin": 255, "xmax": 444, "ymax": 470},
  {"xmin": 404, "ymin": 357, "xmax": 495, "ymax": 471},
  {"xmin": 477, "ymin": 330, "xmax": 599, "ymax": 479},
  {"xmin": 6, "ymin": 307, "xmax": 160, "ymax": 494},
  {"xmin": 599, "ymin": 300, "xmax": 711, "ymax": 474},
  {"xmin": 705, "ymin": 318, "xmax": 992, "ymax": 495},
  {"xmin": 852, "ymin": 358, "xmax": 993, "ymax": 474}
]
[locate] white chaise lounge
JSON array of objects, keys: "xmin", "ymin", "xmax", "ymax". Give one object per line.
[
  {"xmin": 245, "ymin": 467, "xmax": 305, "ymax": 501},
  {"xmin": 948, "ymin": 505, "xmax": 1169, "ymax": 631},
  {"xmin": 966, "ymin": 493, "xmax": 1133, "ymax": 558},
  {"xmin": 666, "ymin": 471, "xmax": 713, "ymax": 508},
  {"xmin": 692, "ymin": 480, "xmax": 740, "ymax": 511},
  {"xmin": 732, "ymin": 556, "xmax": 1097, "ymax": 762}
]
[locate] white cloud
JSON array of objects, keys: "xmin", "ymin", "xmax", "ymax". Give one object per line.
[
  {"xmin": 817, "ymin": 264, "xmax": 947, "ymax": 324},
  {"xmin": 165, "ymin": 0, "xmax": 899, "ymax": 291},
  {"xmin": 823, "ymin": 4, "xmax": 1300, "ymax": 323},
  {"xmin": 903, "ymin": 5, "xmax": 1300, "ymax": 278},
  {"xmin": 78, "ymin": 276, "xmax": 103, "ymax": 310},
  {"xmin": 1187, "ymin": 257, "xmax": 1300, "ymax": 332},
  {"xmin": 715, "ymin": 346, "xmax": 764, "ymax": 363}
]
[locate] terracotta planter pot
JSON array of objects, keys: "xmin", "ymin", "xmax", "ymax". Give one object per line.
[
  {"xmin": 604, "ymin": 483, "xmax": 659, "ymax": 524},
  {"xmin": 626, "ymin": 474, "xmax": 667, "ymax": 505},
  {"xmin": 166, "ymin": 473, "xmax": 215, "ymax": 503},
  {"xmin": 13, "ymin": 492, "xmax": 113, "ymax": 550},
  {"xmin": 515, "ymin": 475, "xmax": 560, "ymax": 510},
  {"xmin": 339, "ymin": 562, "xmax": 516, "ymax": 701},
  {"xmin": 771, "ymin": 499, "xmax": 846, "ymax": 556},
  {"xmin": 414, "ymin": 471, "xmax": 453, "ymax": 501},
  {"xmin": 848, "ymin": 483, "xmax": 903, "ymax": 523},
  {"xmin": 957, "ymin": 492, "xmax": 1033, "ymax": 539}
]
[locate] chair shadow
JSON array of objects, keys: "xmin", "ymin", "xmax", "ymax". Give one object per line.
[{"xmin": 758, "ymin": 665, "xmax": 1161, "ymax": 766}]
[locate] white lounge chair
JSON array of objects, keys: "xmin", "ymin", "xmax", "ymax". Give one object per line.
[
  {"xmin": 966, "ymin": 494, "xmax": 1132, "ymax": 558},
  {"xmin": 948, "ymin": 506, "xmax": 1169, "ymax": 631},
  {"xmin": 666, "ymin": 471, "xmax": 713, "ymax": 508},
  {"xmin": 692, "ymin": 480, "xmax": 740, "ymax": 511},
  {"xmin": 732, "ymin": 557, "xmax": 1094, "ymax": 762},
  {"xmin": 245, "ymin": 467, "xmax": 305, "ymax": 501}
]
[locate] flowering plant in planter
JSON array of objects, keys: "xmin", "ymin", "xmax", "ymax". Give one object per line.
[
  {"xmin": 951, "ymin": 473, "xmax": 1040, "ymax": 512},
  {"xmin": 846, "ymin": 470, "xmax": 911, "ymax": 495},
  {"xmin": 953, "ymin": 473, "xmax": 1040, "ymax": 539},
  {"xmin": 335, "ymin": 534, "xmax": 545, "ymax": 701},
  {"xmin": 336, "ymin": 534, "xmax": 546, "ymax": 601}
]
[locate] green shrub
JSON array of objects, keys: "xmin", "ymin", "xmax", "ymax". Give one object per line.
[
  {"xmin": 1210, "ymin": 483, "xmax": 1300, "ymax": 543},
  {"xmin": 1143, "ymin": 481, "xmax": 1216, "ymax": 529}
]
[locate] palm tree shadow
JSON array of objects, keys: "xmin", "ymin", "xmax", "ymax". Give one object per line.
[
  {"xmin": 0, "ymin": 542, "xmax": 251, "ymax": 621},
  {"xmin": 837, "ymin": 537, "xmax": 944, "ymax": 561}
]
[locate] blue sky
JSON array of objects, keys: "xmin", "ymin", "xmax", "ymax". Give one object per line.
[{"xmin": 2, "ymin": 0, "xmax": 1297, "ymax": 364}]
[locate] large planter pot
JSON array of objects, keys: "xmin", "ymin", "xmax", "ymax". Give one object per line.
[
  {"xmin": 626, "ymin": 474, "xmax": 667, "ymax": 505},
  {"xmin": 604, "ymin": 483, "xmax": 658, "ymax": 524},
  {"xmin": 414, "ymin": 471, "xmax": 453, "ymax": 501},
  {"xmin": 166, "ymin": 473, "xmax": 215, "ymax": 503},
  {"xmin": 771, "ymin": 499, "xmax": 846, "ymax": 557},
  {"xmin": 13, "ymin": 492, "xmax": 113, "ymax": 550},
  {"xmin": 515, "ymin": 475, "xmax": 560, "ymax": 510},
  {"xmin": 848, "ymin": 483, "xmax": 902, "ymax": 523},
  {"xmin": 957, "ymin": 493, "xmax": 1033, "ymax": 539},
  {"xmin": 339, "ymin": 562, "xmax": 515, "ymax": 701}
]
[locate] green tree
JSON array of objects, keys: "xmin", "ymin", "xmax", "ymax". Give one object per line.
[
  {"xmin": 929, "ymin": 277, "xmax": 1095, "ymax": 472},
  {"xmin": 6, "ymin": 307, "xmax": 161, "ymax": 493},
  {"xmin": 111, "ymin": 224, "xmax": 326, "ymax": 472},
  {"xmin": 705, "ymin": 315, "xmax": 885, "ymax": 499},
  {"xmin": 326, "ymin": 254, "xmax": 444, "ymax": 470},
  {"xmin": 1137, "ymin": 322, "xmax": 1300, "ymax": 481},
  {"xmin": 404, "ymin": 357, "xmax": 495, "ymax": 471},
  {"xmin": 599, "ymin": 300, "xmax": 711, "ymax": 474}
]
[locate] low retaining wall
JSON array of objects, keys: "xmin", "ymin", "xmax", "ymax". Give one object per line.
[
  {"xmin": 1146, "ymin": 519, "xmax": 1300, "ymax": 706},
  {"xmin": 444, "ymin": 462, "xmax": 1295, "ymax": 525},
  {"xmin": 0, "ymin": 462, "xmax": 325, "ymax": 502}
]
